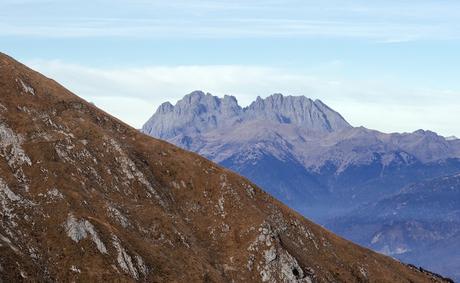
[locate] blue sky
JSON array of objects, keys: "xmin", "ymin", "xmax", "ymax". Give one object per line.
[{"xmin": 2, "ymin": 0, "xmax": 460, "ymax": 136}]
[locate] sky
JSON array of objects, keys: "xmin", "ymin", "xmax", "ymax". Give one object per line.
[{"xmin": 1, "ymin": 0, "xmax": 459, "ymax": 136}]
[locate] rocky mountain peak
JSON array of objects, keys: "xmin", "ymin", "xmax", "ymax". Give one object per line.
[
  {"xmin": 222, "ymin": 94, "xmax": 239, "ymax": 107},
  {"xmin": 247, "ymin": 93, "xmax": 314, "ymax": 112},
  {"xmin": 142, "ymin": 90, "xmax": 243, "ymax": 139},
  {"xmin": 156, "ymin": 101, "xmax": 174, "ymax": 114},
  {"xmin": 245, "ymin": 94, "xmax": 351, "ymax": 131},
  {"xmin": 413, "ymin": 129, "xmax": 439, "ymax": 137},
  {"xmin": 143, "ymin": 92, "xmax": 351, "ymax": 141}
]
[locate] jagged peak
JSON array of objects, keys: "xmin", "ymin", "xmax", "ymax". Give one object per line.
[
  {"xmin": 163, "ymin": 91, "xmax": 340, "ymax": 119},
  {"xmin": 413, "ymin": 129, "xmax": 438, "ymax": 136},
  {"xmin": 222, "ymin": 94, "xmax": 238, "ymax": 105},
  {"xmin": 314, "ymin": 98, "xmax": 332, "ymax": 109},
  {"xmin": 245, "ymin": 93, "xmax": 351, "ymax": 131},
  {"xmin": 180, "ymin": 90, "xmax": 209, "ymax": 104},
  {"xmin": 156, "ymin": 101, "xmax": 174, "ymax": 114},
  {"xmin": 143, "ymin": 91, "xmax": 352, "ymax": 140},
  {"xmin": 248, "ymin": 93, "xmax": 314, "ymax": 108},
  {"xmin": 175, "ymin": 91, "xmax": 240, "ymax": 109}
]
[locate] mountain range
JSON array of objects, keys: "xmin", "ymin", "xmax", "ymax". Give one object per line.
[
  {"xmin": 1, "ymin": 54, "xmax": 451, "ymax": 281},
  {"xmin": 330, "ymin": 173, "xmax": 460, "ymax": 281},
  {"xmin": 143, "ymin": 90, "xmax": 460, "ymax": 280}
]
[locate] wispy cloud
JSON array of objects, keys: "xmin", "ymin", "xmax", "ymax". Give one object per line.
[
  {"xmin": 28, "ymin": 59, "xmax": 460, "ymax": 136},
  {"xmin": 2, "ymin": 1, "xmax": 460, "ymax": 41},
  {"xmin": 1, "ymin": 18, "xmax": 457, "ymax": 41}
]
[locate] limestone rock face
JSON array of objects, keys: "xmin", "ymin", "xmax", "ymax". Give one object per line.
[{"xmin": 142, "ymin": 91, "xmax": 351, "ymax": 141}]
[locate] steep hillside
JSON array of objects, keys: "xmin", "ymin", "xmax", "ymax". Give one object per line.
[{"xmin": 0, "ymin": 54, "xmax": 451, "ymax": 282}]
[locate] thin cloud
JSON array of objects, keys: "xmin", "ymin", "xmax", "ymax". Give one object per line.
[
  {"xmin": 0, "ymin": 18, "xmax": 458, "ymax": 41},
  {"xmin": 1, "ymin": 1, "xmax": 460, "ymax": 41},
  {"xmin": 27, "ymin": 60, "xmax": 460, "ymax": 136}
]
